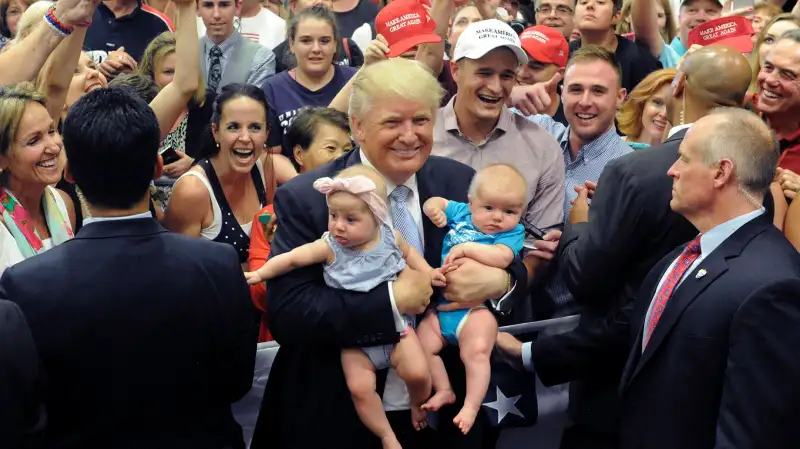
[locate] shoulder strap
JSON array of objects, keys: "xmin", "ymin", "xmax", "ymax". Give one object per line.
[{"xmin": 343, "ymin": 38, "xmax": 352, "ymax": 63}]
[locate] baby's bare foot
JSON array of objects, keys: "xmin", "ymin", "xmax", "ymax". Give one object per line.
[
  {"xmin": 421, "ymin": 389, "xmax": 456, "ymax": 412},
  {"xmin": 411, "ymin": 405, "xmax": 428, "ymax": 431},
  {"xmin": 453, "ymin": 404, "xmax": 480, "ymax": 435}
]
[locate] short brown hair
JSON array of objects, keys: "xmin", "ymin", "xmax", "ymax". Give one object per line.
[
  {"xmin": 566, "ymin": 45, "xmax": 622, "ymax": 86},
  {"xmin": 754, "ymin": 2, "xmax": 782, "ymax": 20}
]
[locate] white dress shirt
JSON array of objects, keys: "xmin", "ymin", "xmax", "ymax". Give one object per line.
[{"xmin": 360, "ymin": 150, "xmax": 422, "ymax": 411}]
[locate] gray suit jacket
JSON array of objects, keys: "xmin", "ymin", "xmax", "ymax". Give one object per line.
[{"xmin": 199, "ymin": 32, "xmax": 262, "ymax": 92}]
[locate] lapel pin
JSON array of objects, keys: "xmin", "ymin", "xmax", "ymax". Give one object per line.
[{"xmin": 695, "ymin": 269, "xmax": 707, "ymax": 279}]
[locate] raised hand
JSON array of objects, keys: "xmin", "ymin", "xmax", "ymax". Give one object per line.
[
  {"xmin": 53, "ymin": 0, "xmax": 101, "ymax": 29},
  {"xmin": 508, "ymin": 71, "xmax": 563, "ymax": 116},
  {"xmin": 364, "ymin": 34, "xmax": 390, "ymax": 66}
]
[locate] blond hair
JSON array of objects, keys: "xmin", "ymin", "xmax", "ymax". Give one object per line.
[
  {"xmin": 0, "ymin": 82, "xmax": 46, "ymax": 180},
  {"xmin": 617, "ymin": 68, "xmax": 676, "ymax": 139},
  {"xmin": 138, "ymin": 31, "xmax": 206, "ymax": 107},
  {"xmin": 468, "ymin": 163, "xmax": 528, "ymax": 202},
  {"xmin": 348, "ymin": 58, "xmax": 445, "ymax": 122}
]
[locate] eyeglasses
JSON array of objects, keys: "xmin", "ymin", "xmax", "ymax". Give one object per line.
[{"xmin": 536, "ymin": 4, "xmax": 574, "ymax": 15}]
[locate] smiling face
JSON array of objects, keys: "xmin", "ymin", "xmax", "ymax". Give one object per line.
[
  {"xmin": 290, "ymin": 17, "xmax": 336, "ymax": 78},
  {"xmin": 563, "ymin": 59, "xmax": 625, "ymax": 145},
  {"xmin": 452, "ymin": 48, "xmax": 518, "ymax": 124},
  {"xmin": 326, "ymin": 191, "xmax": 379, "ymax": 248},
  {"xmin": 757, "ymin": 39, "xmax": 800, "ymax": 117},
  {"xmin": 65, "ymin": 53, "xmax": 107, "ymax": 112},
  {"xmin": 212, "ymin": 96, "xmax": 268, "ymax": 174},
  {"xmin": 678, "ymin": 0, "xmax": 721, "ymax": 46},
  {"xmin": 351, "ymin": 97, "xmax": 434, "ymax": 186},
  {"xmin": 0, "ymin": 102, "xmax": 64, "ymax": 189},
  {"xmin": 517, "ymin": 59, "xmax": 561, "ymax": 86},
  {"xmin": 198, "ymin": 0, "xmax": 240, "ymax": 44},
  {"xmin": 640, "ymin": 84, "xmax": 670, "ymax": 143}
]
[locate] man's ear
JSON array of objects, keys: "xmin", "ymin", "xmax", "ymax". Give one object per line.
[{"xmin": 154, "ymin": 154, "xmax": 164, "ymax": 181}]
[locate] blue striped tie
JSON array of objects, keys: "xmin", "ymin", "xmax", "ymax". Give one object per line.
[{"xmin": 389, "ymin": 185, "xmax": 423, "ymax": 254}]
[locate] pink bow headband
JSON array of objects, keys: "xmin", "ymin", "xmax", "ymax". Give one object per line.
[{"xmin": 313, "ymin": 175, "xmax": 389, "ymax": 223}]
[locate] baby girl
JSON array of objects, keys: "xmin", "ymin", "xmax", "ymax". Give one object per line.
[
  {"xmin": 417, "ymin": 164, "xmax": 527, "ymax": 434},
  {"xmin": 244, "ymin": 164, "xmax": 443, "ymax": 449}
]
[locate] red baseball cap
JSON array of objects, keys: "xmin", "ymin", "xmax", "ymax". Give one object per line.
[
  {"xmin": 375, "ymin": 0, "xmax": 441, "ymax": 58},
  {"xmin": 688, "ymin": 16, "xmax": 755, "ymax": 53},
  {"xmin": 519, "ymin": 25, "xmax": 569, "ymax": 68}
]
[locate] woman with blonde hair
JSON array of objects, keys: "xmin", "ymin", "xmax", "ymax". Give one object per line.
[
  {"xmin": 623, "ymin": 0, "xmax": 680, "ymax": 68},
  {"xmin": 617, "ymin": 68, "xmax": 676, "ymax": 149},
  {"xmin": 617, "ymin": 0, "xmax": 676, "ymax": 45},
  {"xmin": 0, "ymin": 83, "xmax": 75, "ymax": 271}
]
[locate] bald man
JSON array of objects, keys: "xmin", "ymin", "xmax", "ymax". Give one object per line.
[
  {"xmin": 617, "ymin": 108, "xmax": 800, "ymax": 449},
  {"xmin": 495, "ymin": 45, "xmax": 758, "ymax": 449}
]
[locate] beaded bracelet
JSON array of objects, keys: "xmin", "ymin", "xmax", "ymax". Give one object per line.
[{"xmin": 43, "ymin": 6, "xmax": 74, "ymax": 37}]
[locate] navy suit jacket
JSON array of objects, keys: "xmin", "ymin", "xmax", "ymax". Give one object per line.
[
  {"xmin": 0, "ymin": 299, "xmax": 43, "ymax": 448},
  {"xmin": 619, "ymin": 215, "xmax": 800, "ymax": 449},
  {"xmin": 0, "ymin": 218, "xmax": 257, "ymax": 449},
  {"xmin": 251, "ymin": 150, "xmax": 529, "ymax": 449}
]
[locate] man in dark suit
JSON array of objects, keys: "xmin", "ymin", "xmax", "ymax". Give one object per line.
[
  {"xmin": 496, "ymin": 45, "xmax": 755, "ymax": 449},
  {"xmin": 250, "ymin": 58, "xmax": 529, "ymax": 449},
  {"xmin": 619, "ymin": 108, "xmax": 800, "ymax": 449},
  {"xmin": 0, "ymin": 89, "xmax": 257, "ymax": 449},
  {"xmin": 0, "ymin": 299, "xmax": 43, "ymax": 448}
]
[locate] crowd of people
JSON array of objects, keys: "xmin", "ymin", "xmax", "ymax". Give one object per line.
[{"xmin": 0, "ymin": 0, "xmax": 799, "ymax": 447}]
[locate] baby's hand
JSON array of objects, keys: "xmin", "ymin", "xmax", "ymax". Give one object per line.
[
  {"xmin": 444, "ymin": 244, "xmax": 468, "ymax": 265},
  {"xmin": 430, "ymin": 268, "xmax": 447, "ymax": 287},
  {"xmin": 244, "ymin": 271, "xmax": 263, "ymax": 285},
  {"xmin": 424, "ymin": 207, "xmax": 447, "ymax": 228}
]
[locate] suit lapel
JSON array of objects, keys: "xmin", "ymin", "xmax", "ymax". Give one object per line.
[
  {"xmin": 415, "ymin": 161, "xmax": 445, "ymax": 268},
  {"xmin": 626, "ymin": 215, "xmax": 772, "ymax": 384}
]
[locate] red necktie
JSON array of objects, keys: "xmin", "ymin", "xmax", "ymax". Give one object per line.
[{"xmin": 644, "ymin": 235, "xmax": 703, "ymax": 347}]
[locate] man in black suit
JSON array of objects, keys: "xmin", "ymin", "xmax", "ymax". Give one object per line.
[
  {"xmin": 496, "ymin": 45, "xmax": 755, "ymax": 449},
  {"xmin": 250, "ymin": 58, "xmax": 529, "ymax": 449},
  {"xmin": 619, "ymin": 108, "xmax": 800, "ymax": 448},
  {"xmin": 0, "ymin": 89, "xmax": 257, "ymax": 449},
  {"xmin": 0, "ymin": 299, "xmax": 43, "ymax": 448}
]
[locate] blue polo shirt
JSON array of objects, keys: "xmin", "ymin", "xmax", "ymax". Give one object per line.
[{"xmin": 84, "ymin": 0, "xmax": 173, "ymax": 62}]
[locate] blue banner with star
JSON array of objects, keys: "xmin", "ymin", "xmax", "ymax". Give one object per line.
[{"xmin": 481, "ymin": 353, "xmax": 538, "ymax": 428}]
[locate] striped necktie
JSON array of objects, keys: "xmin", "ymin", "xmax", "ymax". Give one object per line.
[{"xmin": 389, "ymin": 185, "xmax": 423, "ymax": 255}]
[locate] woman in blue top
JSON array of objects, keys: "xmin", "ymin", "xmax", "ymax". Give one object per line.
[
  {"xmin": 262, "ymin": 6, "xmax": 357, "ymax": 160},
  {"xmin": 617, "ymin": 68, "xmax": 676, "ymax": 149}
]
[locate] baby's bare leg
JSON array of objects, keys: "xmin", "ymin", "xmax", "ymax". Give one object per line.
[
  {"xmin": 454, "ymin": 308, "xmax": 498, "ymax": 435},
  {"xmin": 416, "ymin": 313, "xmax": 456, "ymax": 412},
  {"xmin": 342, "ymin": 349, "xmax": 401, "ymax": 449},
  {"xmin": 391, "ymin": 328, "xmax": 432, "ymax": 430}
]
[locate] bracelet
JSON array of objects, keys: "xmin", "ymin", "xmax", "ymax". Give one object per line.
[
  {"xmin": 505, "ymin": 271, "xmax": 512, "ymax": 293},
  {"xmin": 44, "ymin": 6, "xmax": 74, "ymax": 37}
]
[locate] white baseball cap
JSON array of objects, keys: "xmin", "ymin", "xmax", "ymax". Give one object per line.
[{"xmin": 453, "ymin": 19, "xmax": 529, "ymax": 65}]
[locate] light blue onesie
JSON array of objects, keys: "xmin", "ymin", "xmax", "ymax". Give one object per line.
[{"xmin": 438, "ymin": 201, "xmax": 524, "ymax": 345}]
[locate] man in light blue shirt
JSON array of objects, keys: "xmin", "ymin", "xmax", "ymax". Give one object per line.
[
  {"xmin": 516, "ymin": 44, "xmax": 632, "ymax": 310},
  {"xmin": 669, "ymin": 0, "xmax": 722, "ymax": 57}
]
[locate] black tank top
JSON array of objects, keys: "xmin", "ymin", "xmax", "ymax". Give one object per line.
[{"xmin": 199, "ymin": 159, "xmax": 267, "ymax": 263}]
